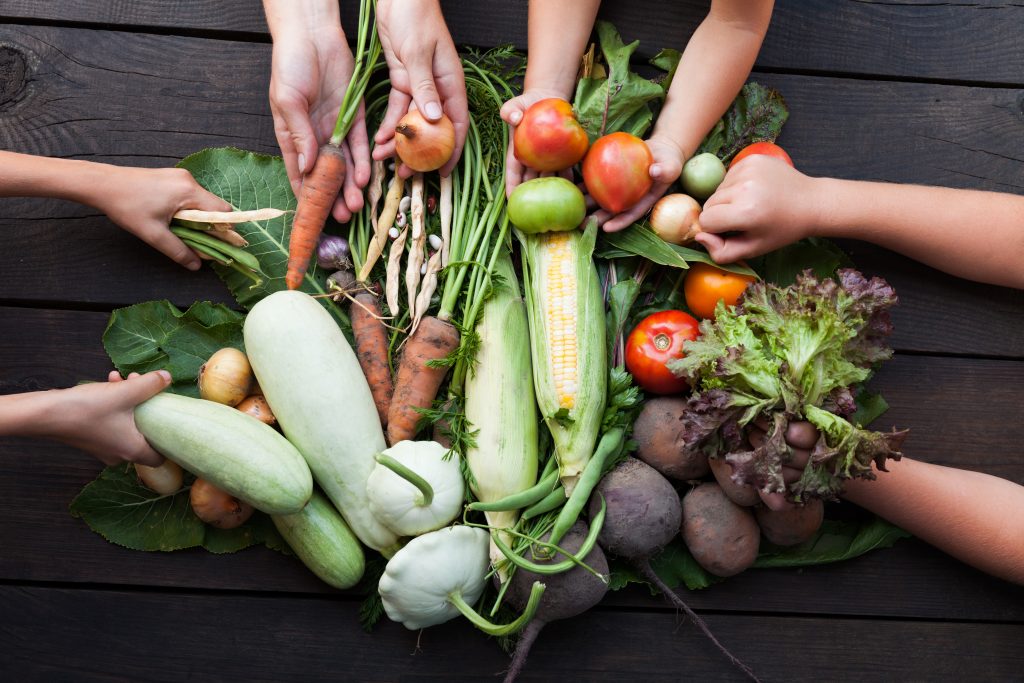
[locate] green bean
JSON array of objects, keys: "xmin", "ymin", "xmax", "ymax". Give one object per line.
[
  {"xmin": 547, "ymin": 426, "xmax": 624, "ymax": 547},
  {"xmin": 468, "ymin": 467, "xmax": 559, "ymax": 513},
  {"xmin": 521, "ymin": 485, "xmax": 566, "ymax": 521},
  {"xmin": 171, "ymin": 226, "xmax": 261, "ymax": 272}
]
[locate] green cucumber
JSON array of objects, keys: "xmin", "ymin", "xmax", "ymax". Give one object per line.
[{"xmin": 273, "ymin": 490, "xmax": 365, "ymax": 589}]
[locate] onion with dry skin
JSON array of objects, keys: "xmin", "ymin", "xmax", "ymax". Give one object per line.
[
  {"xmin": 190, "ymin": 478, "xmax": 254, "ymax": 529},
  {"xmin": 395, "ymin": 110, "xmax": 455, "ymax": 172},
  {"xmin": 236, "ymin": 394, "xmax": 276, "ymax": 426},
  {"xmin": 649, "ymin": 193, "xmax": 702, "ymax": 245},
  {"xmin": 198, "ymin": 347, "xmax": 253, "ymax": 406},
  {"xmin": 135, "ymin": 460, "xmax": 184, "ymax": 495}
]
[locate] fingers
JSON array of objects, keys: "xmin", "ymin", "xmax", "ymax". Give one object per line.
[
  {"xmin": 332, "ymin": 143, "xmax": 355, "ymax": 223},
  {"xmin": 374, "ymin": 89, "xmax": 412, "ymax": 149},
  {"xmin": 119, "ymin": 370, "xmax": 173, "ymax": 406},
  {"xmin": 602, "ymin": 182, "xmax": 669, "ymax": 232},
  {"xmin": 129, "ymin": 442, "xmax": 166, "ymax": 468},
  {"xmin": 500, "ymin": 96, "xmax": 527, "ymax": 126},
  {"xmin": 347, "ymin": 102, "xmax": 372, "ymax": 189},
  {"xmin": 436, "ymin": 50, "xmax": 469, "ymax": 177},
  {"xmin": 694, "ymin": 231, "xmax": 757, "ymax": 265},
  {"xmin": 505, "ymin": 139, "xmax": 525, "ymax": 196},
  {"xmin": 142, "ymin": 221, "xmax": 201, "ymax": 271},
  {"xmin": 697, "ymin": 200, "xmax": 744, "ymax": 234},
  {"xmin": 188, "ymin": 183, "xmax": 233, "ymax": 214},
  {"xmin": 107, "ymin": 370, "xmax": 123, "ymax": 383},
  {"xmin": 406, "ymin": 47, "xmax": 444, "ymax": 123},
  {"xmin": 786, "ymin": 421, "xmax": 820, "ymax": 450},
  {"xmin": 271, "ymin": 89, "xmax": 319, "ymax": 191}
]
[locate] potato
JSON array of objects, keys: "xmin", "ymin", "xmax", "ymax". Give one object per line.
[
  {"xmin": 755, "ymin": 498, "xmax": 825, "ymax": 547},
  {"xmin": 708, "ymin": 455, "xmax": 760, "ymax": 506},
  {"xmin": 633, "ymin": 397, "xmax": 710, "ymax": 481},
  {"xmin": 682, "ymin": 482, "xmax": 760, "ymax": 577}
]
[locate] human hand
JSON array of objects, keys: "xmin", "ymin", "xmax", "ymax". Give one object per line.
[
  {"xmin": 373, "ymin": 0, "xmax": 468, "ymax": 178},
  {"xmin": 269, "ymin": 24, "xmax": 370, "ymax": 221},
  {"xmin": 49, "ymin": 371, "xmax": 172, "ymax": 467},
  {"xmin": 93, "ymin": 166, "xmax": 232, "ymax": 271},
  {"xmin": 597, "ymin": 135, "xmax": 685, "ymax": 232},
  {"xmin": 499, "ymin": 88, "xmax": 574, "ymax": 196},
  {"xmin": 747, "ymin": 419, "xmax": 819, "ymax": 511},
  {"xmin": 696, "ymin": 155, "xmax": 821, "ymax": 263}
]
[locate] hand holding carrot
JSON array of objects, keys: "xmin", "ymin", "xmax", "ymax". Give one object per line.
[
  {"xmin": 373, "ymin": 0, "xmax": 468, "ymax": 178},
  {"xmin": 0, "ymin": 371, "xmax": 171, "ymax": 466},
  {"xmin": 265, "ymin": 0, "xmax": 371, "ymax": 222}
]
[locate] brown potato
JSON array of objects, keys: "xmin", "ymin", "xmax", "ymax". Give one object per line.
[
  {"xmin": 682, "ymin": 482, "xmax": 760, "ymax": 577},
  {"xmin": 632, "ymin": 397, "xmax": 710, "ymax": 481},
  {"xmin": 708, "ymin": 456, "xmax": 760, "ymax": 506},
  {"xmin": 755, "ymin": 498, "xmax": 825, "ymax": 547}
]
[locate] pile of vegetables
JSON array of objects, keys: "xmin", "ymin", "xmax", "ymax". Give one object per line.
[{"xmin": 67, "ymin": 19, "xmax": 916, "ymax": 683}]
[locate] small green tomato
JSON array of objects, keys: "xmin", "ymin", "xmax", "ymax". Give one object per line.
[
  {"xmin": 681, "ymin": 152, "xmax": 727, "ymax": 201},
  {"xmin": 508, "ymin": 177, "xmax": 586, "ymax": 234}
]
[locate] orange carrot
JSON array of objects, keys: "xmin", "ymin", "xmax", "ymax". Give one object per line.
[
  {"xmin": 351, "ymin": 291, "xmax": 394, "ymax": 427},
  {"xmin": 285, "ymin": 143, "xmax": 346, "ymax": 290},
  {"xmin": 386, "ymin": 316, "xmax": 460, "ymax": 445}
]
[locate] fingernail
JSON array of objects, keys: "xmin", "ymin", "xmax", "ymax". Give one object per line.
[
  {"xmin": 186, "ymin": 260, "xmax": 201, "ymax": 271},
  {"xmin": 425, "ymin": 102, "xmax": 443, "ymax": 120},
  {"xmin": 297, "ymin": 153, "xmax": 306, "ymax": 174},
  {"xmin": 510, "ymin": 112, "xmax": 522, "ymax": 124},
  {"xmin": 650, "ymin": 164, "xmax": 661, "ymax": 178},
  {"xmin": 157, "ymin": 370, "xmax": 172, "ymax": 383}
]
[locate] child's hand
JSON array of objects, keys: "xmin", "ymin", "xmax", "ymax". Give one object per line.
[
  {"xmin": 95, "ymin": 167, "xmax": 233, "ymax": 271},
  {"xmin": 373, "ymin": 0, "xmax": 468, "ymax": 178},
  {"xmin": 49, "ymin": 370, "xmax": 172, "ymax": 467},
  {"xmin": 269, "ymin": 24, "xmax": 370, "ymax": 221},
  {"xmin": 747, "ymin": 419, "xmax": 819, "ymax": 511},
  {"xmin": 598, "ymin": 135, "xmax": 684, "ymax": 232},
  {"xmin": 500, "ymin": 88, "xmax": 572, "ymax": 196},
  {"xmin": 696, "ymin": 155, "xmax": 821, "ymax": 263}
]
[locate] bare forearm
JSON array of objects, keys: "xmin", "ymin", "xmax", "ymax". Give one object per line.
[
  {"xmin": 0, "ymin": 151, "xmax": 112, "ymax": 208},
  {"xmin": 812, "ymin": 178, "xmax": 1024, "ymax": 289},
  {"xmin": 651, "ymin": 0, "xmax": 773, "ymax": 159},
  {"xmin": 0, "ymin": 391, "xmax": 62, "ymax": 438},
  {"xmin": 523, "ymin": 0, "xmax": 601, "ymax": 97},
  {"xmin": 263, "ymin": 0, "xmax": 341, "ymax": 39},
  {"xmin": 843, "ymin": 457, "xmax": 1024, "ymax": 584}
]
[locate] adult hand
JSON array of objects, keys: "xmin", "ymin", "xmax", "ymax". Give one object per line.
[
  {"xmin": 96, "ymin": 167, "xmax": 232, "ymax": 271},
  {"xmin": 499, "ymin": 88, "xmax": 572, "ymax": 196},
  {"xmin": 51, "ymin": 371, "xmax": 172, "ymax": 467},
  {"xmin": 269, "ymin": 25, "xmax": 371, "ymax": 221},
  {"xmin": 373, "ymin": 0, "xmax": 468, "ymax": 178},
  {"xmin": 697, "ymin": 155, "xmax": 820, "ymax": 263},
  {"xmin": 597, "ymin": 135, "xmax": 684, "ymax": 232}
]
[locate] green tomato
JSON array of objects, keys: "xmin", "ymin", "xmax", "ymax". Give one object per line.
[
  {"xmin": 508, "ymin": 177, "xmax": 586, "ymax": 234},
  {"xmin": 681, "ymin": 152, "xmax": 726, "ymax": 201}
]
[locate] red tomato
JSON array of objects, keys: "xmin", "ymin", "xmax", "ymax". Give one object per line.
[
  {"xmin": 625, "ymin": 310, "xmax": 700, "ymax": 394},
  {"xmin": 729, "ymin": 141, "xmax": 794, "ymax": 169},
  {"xmin": 684, "ymin": 262, "xmax": 756, "ymax": 320},
  {"xmin": 513, "ymin": 98, "xmax": 589, "ymax": 172},
  {"xmin": 582, "ymin": 132, "xmax": 653, "ymax": 213}
]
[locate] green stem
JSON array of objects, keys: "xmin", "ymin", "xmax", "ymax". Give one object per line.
[
  {"xmin": 448, "ymin": 582, "xmax": 545, "ymax": 637},
  {"xmin": 521, "ymin": 486, "xmax": 566, "ymax": 521},
  {"xmin": 330, "ymin": 0, "xmax": 380, "ymax": 145},
  {"xmin": 374, "ymin": 453, "xmax": 434, "ymax": 507},
  {"xmin": 468, "ymin": 467, "xmax": 559, "ymax": 513}
]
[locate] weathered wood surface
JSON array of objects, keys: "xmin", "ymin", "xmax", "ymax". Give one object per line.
[
  {"xmin": 2, "ymin": 586, "xmax": 1023, "ymax": 682},
  {"xmin": 3, "ymin": 0, "xmax": 1023, "ymax": 83}
]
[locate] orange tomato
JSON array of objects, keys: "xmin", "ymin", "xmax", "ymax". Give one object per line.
[
  {"xmin": 729, "ymin": 141, "xmax": 793, "ymax": 169},
  {"xmin": 684, "ymin": 263, "xmax": 756, "ymax": 319}
]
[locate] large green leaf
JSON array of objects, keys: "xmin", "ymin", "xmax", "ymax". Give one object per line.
[
  {"xmin": 102, "ymin": 300, "xmax": 245, "ymax": 397},
  {"xmin": 176, "ymin": 147, "xmax": 349, "ymax": 332},
  {"xmin": 574, "ymin": 22, "xmax": 666, "ymax": 142},
  {"xmin": 598, "ymin": 224, "xmax": 758, "ymax": 277},
  {"xmin": 748, "ymin": 237, "xmax": 854, "ymax": 286},
  {"xmin": 698, "ymin": 83, "xmax": 789, "ymax": 162},
  {"xmin": 69, "ymin": 464, "xmax": 289, "ymax": 553}
]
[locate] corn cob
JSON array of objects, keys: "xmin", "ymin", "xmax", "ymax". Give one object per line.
[
  {"xmin": 520, "ymin": 221, "xmax": 606, "ymax": 496},
  {"xmin": 464, "ymin": 249, "xmax": 539, "ymax": 573}
]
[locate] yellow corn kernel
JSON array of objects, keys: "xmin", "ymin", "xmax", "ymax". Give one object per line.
[{"xmin": 543, "ymin": 232, "xmax": 579, "ymax": 409}]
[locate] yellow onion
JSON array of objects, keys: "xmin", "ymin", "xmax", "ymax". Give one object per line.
[
  {"xmin": 395, "ymin": 110, "xmax": 455, "ymax": 172},
  {"xmin": 190, "ymin": 478, "xmax": 254, "ymax": 529},
  {"xmin": 649, "ymin": 193, "xmax": 702, "ymax": 245},
  {"xmin": 136, "ymin": 460, "xmax": 184, "ymax": 495},
  {"xmin": 198, "ymin": 347, "xmax": 252, "ymax": 406},
  {"xmin": 236, "ymin": 394, "xmax": 276, "ymax": 426}
]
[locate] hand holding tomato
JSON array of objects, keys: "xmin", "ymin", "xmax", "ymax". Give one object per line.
[
  {"xmin": 697, "ymin": 153, "xmax": 822, "ymax": 264},
  {"xmin": 683, "ymin": 262, "xmax": 756, "ymax": 320},
  {"xmin": 729, "ymin": 141, "xmax": 793, "ymax": 169},
  {"xmin": 500, "ymin": 89, "xmax": 575, "ymax": 196},
  {"xmin": 625, "ymin": 310, "xmax": 700, "ymax": 395},
  {"xmin": 596, "ymin": 135, "xmax": 684, "ymax": 232}
]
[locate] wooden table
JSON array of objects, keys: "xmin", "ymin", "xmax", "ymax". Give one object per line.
[{"xmin": 2, "ymin": 2, "xmax": 1023, "ymax": 680}]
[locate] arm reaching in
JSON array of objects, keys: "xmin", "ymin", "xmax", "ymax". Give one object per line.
[
  {"xmin": 0, "ymin": 151, "xmax": 232, "ymax": 270},
  {"xmin": 698, "ymin": 155, "xmax": 1024, "ymax": 289},
  {"xmin": 0, "ymin": 371, "xmax": 172, "ymax": 466},
  {"xmin": 601, "ymin": 0, "xmax": 774, "ymax": 231}
]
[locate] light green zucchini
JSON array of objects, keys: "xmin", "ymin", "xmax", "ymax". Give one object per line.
[
  {"xmin": 244, "ymin": 290, "xmax": 400, "ymax": 555},
  {"xmin": 134, "ymin": 392, "xmax": 312, "ymax": 515},
  {"xmin": 273, "ymin": 490, "xmax": 365, "ymax": 589}
]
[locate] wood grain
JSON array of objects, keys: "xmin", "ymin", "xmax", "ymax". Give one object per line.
[
  {"xmin": 3, "ymin": 1, "xmax": 1023, "ymax": 84},
  {"xmin": 1, "ymin": 586, "xmax": 1021, "ymax": 682}
]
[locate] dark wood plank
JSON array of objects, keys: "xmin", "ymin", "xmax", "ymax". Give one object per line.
[
  {"xmin": 4, "ymin": 1, "xmax": 1023, "ymax": 85},
  {"xmin": 1, "ymin": 586, "xmax": 1021, "ymax": 682}
]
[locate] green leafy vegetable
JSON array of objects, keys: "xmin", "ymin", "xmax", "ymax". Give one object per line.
[
  {"xmin": 69, "ymin": 464, "xmax": 289, "ymax": 554},
  {"xmin": 598, "ymin": 224, "xmax": 757, "ymax": 276},
  {"xmin": 102, "ymin": 300, "xmax": 244, "ymax": 397},
  {"xmin": 749, "ymin": 238, "xmax": 854, "ymax": 286},
  {"xmin": 753, "ymin": 517, "xmax": 911, "ymax": 568},
  {"xmin": 669, "ymin": 269, "xmax": 908, "ymax": 500},
  {"xmin": 177, "ymin": 147, "xmax": 348, "ymax": 331},
  {"xmin": 574, "ymin": 22, "xmax": 666, "ymax": 141},
  {"xmin": 697, "ymin": 83, "xmax": 789, "ymax": 162}
]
